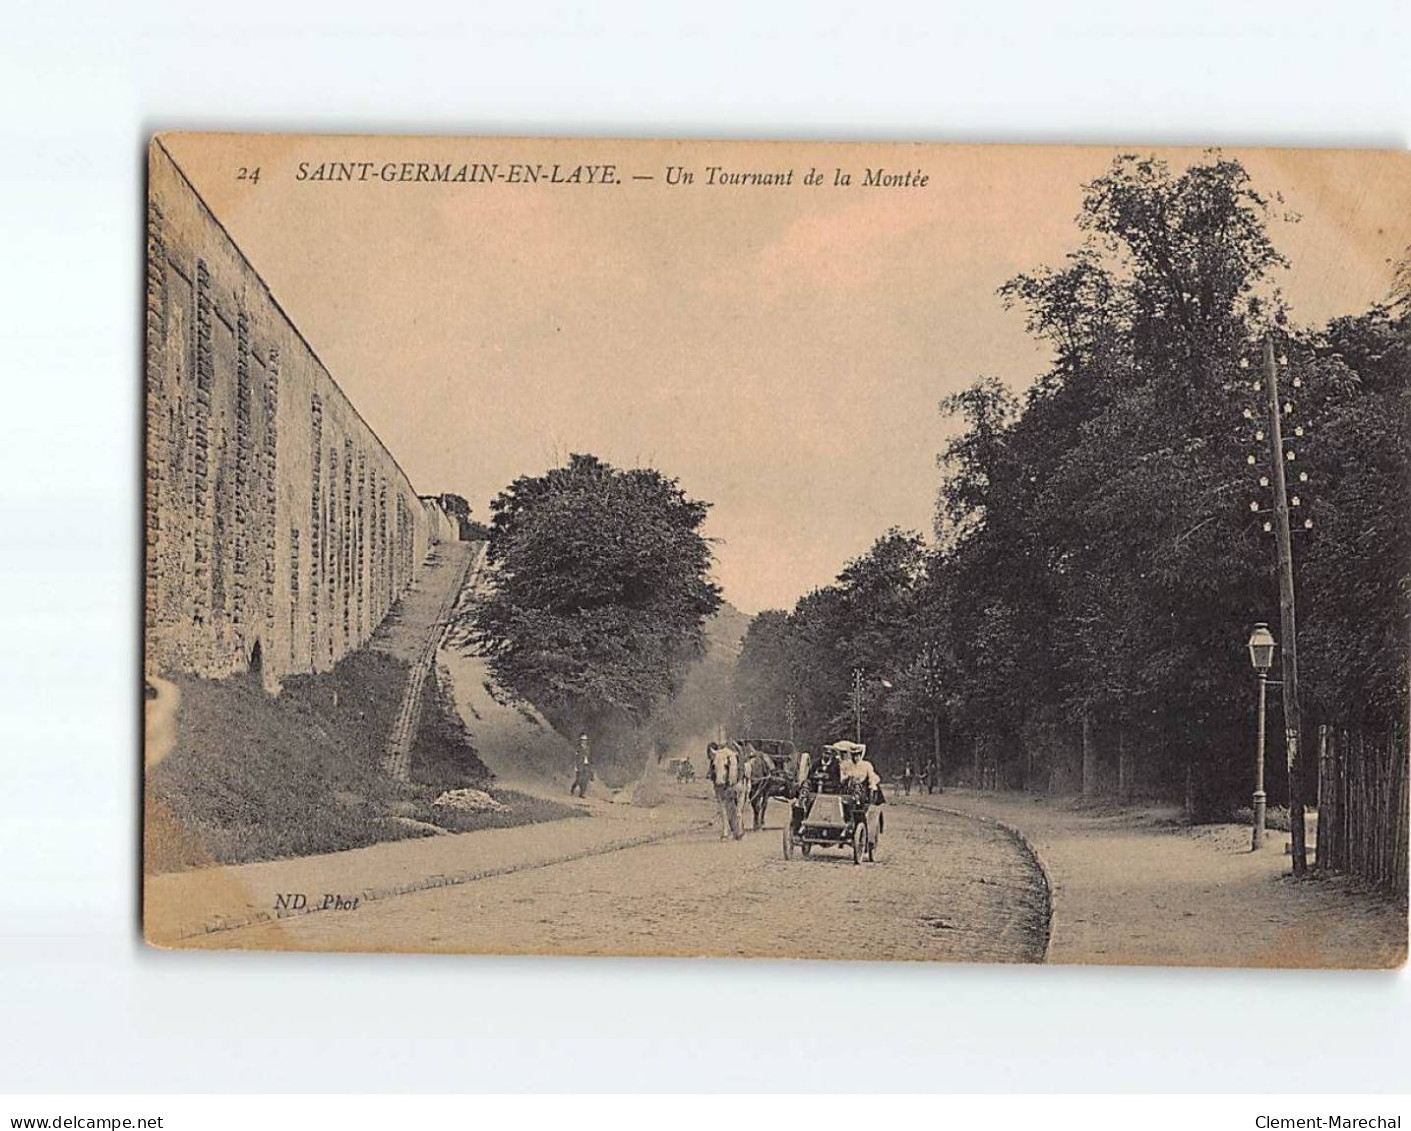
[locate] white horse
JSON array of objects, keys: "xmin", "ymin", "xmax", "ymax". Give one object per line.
[{"xmin": 707, "ymin": 741, "xmax": 746, "ymax": 840}]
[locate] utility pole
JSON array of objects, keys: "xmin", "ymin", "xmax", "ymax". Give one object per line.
[
  {"xmin": 921, "ymin": 643, "xmax": 943, "ymax": 781},
  {"xmin": 852, "ymin": 667, "xmax": 864, "ymax": 744},
  {"xmin": 1263, "ymin": 336, "xmax": 1308, "ymax": 875}
]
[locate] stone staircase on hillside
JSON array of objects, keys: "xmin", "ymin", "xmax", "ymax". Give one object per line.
[{"xmin": 382, "ymin": 541, "xmax": 486, "ymax": 781}]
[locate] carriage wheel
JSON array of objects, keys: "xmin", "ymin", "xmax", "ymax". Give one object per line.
[
  {"xmin": 852, "ymin": 823, "xmax": 866, "ymax": 865},
  {"xmin": 782, "ymin": 827, "xmax": 794, "ymax": 860}
]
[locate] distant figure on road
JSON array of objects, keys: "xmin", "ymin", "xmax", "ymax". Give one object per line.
[
  {"xmin": 901, "ymin": 760, "xmax": 915, "ymax": 796},
  {"xmin": 571, "ymin": 734, "xmax": 593, "ymax": 798}
]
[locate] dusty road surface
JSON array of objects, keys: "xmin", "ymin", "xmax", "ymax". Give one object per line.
[
  {"xmin": 194, "ymin": 798, "xmax": 1050, "ymax": 962},
  {"xmin": 932, "ymin": 790, "xmax": 1408, "ymax": 969}
]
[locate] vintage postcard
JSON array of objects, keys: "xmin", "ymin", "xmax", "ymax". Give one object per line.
[{"xmin": 143, "ymin": 133, "xmax": 1409, "ymax": 966}]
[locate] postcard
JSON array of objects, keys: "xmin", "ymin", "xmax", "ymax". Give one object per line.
[{"xmin": 143, "ymin": 133, "xmax": 1409, "ymax": 965}]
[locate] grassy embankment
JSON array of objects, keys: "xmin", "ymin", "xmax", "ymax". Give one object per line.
[{"xmin": 144, "ymin": 651, "xmax": 581, "ymax": 873}]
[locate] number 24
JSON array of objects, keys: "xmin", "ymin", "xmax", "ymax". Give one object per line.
[{"xmin": 236, "ymin": 166, "xmax": 261, "ymax": 185}]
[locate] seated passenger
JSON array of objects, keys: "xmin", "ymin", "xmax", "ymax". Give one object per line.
[
  {"xmin": 843, "ymin": 748, "xmax": 882, "ymax": 799},
  {"xmin": 841, "ymin": 747, "xmax": 884, "ymax": 847}
]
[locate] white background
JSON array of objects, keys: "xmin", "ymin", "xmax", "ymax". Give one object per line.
[{"xmin": 1, "ymin": 0, "xmax": 1407, "ymax": 1095}]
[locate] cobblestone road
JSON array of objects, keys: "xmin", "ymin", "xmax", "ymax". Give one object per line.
[{"xmin": 199, "ymin": 797, "xmax": 1051, "ymax": 962}]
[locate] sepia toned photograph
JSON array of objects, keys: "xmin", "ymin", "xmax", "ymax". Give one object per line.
[{"xmin": 142, "ymin": 132, "xmax": 1409, "ymax": 967}]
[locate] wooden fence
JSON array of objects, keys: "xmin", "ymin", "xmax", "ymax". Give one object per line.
[{"xmin": 1316, "ymin": 726, "xmax": 1409, "ymax": 897}]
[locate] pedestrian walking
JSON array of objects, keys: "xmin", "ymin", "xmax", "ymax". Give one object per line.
[{"xmin": 570, "ymin": 733, "xmax": 593, "ymax": 798}]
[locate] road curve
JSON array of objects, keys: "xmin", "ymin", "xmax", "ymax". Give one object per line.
[{"xmin": 195, "ymin": 797, "xmax": 1051, "ymax": 962}]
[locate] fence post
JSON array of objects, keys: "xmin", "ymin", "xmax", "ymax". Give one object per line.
[
  {"xmin": 1343, "ymin": 729, "xmax": 1352, "ymax": 875},
  {"xmin": 1316, "ymin": 725, "xmax": 1330, "ymax": 871},
  {"xmin": 1357, "ymin": 731, "xmax": 1368, "ymax": 880},
  {"xmin": 1397, "ymin": 739, "xmax": 1408, "ymax": 896}
]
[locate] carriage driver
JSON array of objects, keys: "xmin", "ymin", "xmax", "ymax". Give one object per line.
[{"xmin": 789, "ymin": 749, "xmax": 812, "ymax": 836}]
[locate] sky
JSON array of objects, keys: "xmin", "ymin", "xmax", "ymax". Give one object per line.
[{"xmin": 162, "ymin": 136, "xmax": 1410, "ymax": 613}]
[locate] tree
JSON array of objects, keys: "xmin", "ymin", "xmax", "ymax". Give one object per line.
[
  {"xmin": 734, "ymin": 529, "xmax": 929, "ymax": 769},
  {"xmin": 467, "ymin": 454, "xmax": 721, "ymax": 751},
  {"xmin": 436, "ymin": 492, "xmax": 490, "ymax": 541},
  {"xmin": 1298, "ymin": 302, "xmax": 1411, "ymax": 729},
  {"xmin": 438, "ymin": 492, "xmax": 472, "ymax": 522},
  {"xmin": 927, "ymin": 152, "xmax": 1297, "ymax": 805},
  {"xmin": 742, "ymin": 152, "xmax": 1406, "ymax": 813},
  {"xmin": 733, "ymin": 609, "xmax": 799, "ymax": 737}
]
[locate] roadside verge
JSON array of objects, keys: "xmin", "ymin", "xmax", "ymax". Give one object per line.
[{"xmin": 145, "ymin": 798, "xmax": 713, "ymax": 947}]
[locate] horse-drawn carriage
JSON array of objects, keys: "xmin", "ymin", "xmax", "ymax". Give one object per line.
[
  {"xmin": 783, "ymin": 740, "xmax": 878, "ymax": 865},
  {"xmin": 733, "ymin": 737, "xmax": 799, "ymax": 830},
  {"xmin": 666, "ymin": 756, "xmax": 696, "ymax": 783}
]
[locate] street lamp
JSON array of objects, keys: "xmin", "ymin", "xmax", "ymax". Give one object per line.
[{"xmin": 1246, "ymin": 622, "xmax": 1276, "ymax": 850}]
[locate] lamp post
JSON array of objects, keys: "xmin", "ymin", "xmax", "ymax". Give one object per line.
[{"xmin": 1246, "ymin": 622, "xmax": 1276, "ymax": 850}]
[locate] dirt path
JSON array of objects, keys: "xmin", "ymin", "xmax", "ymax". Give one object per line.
[
  {"xmin": 436, "ymin": 556, "xmax": 607, "ymax": 804},
  {"xmin": 438, "ymin": 642, "xmax": 578, "ymax": 798},
  {"xmin": 923, "ymin": 790, "xmax": 1407, "ymax": 969},
  {"xmin": 187, "ymin": 796, "xmax": 1050, "ymax": 961}
]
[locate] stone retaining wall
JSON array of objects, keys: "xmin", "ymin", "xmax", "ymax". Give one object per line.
[{"xmin": 145, "ymin": 139, "xmax": 435, "ymax": 688}]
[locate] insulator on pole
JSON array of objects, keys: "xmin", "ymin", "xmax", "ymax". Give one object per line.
[
  {"xmin": 1240, "ymin": 358, "xmax": 1250, "ymax": 370},
  {"xmin": 1286, "ymin": 450, "xmax": 1296, "ymax": 461},
  {"xmin": 1259, "ymin": 476, "xmax": 1270, "ymax": 488},
  {"xmin": 1247, "ymin": 455, "xmax": 1258, "ymax": 465}
]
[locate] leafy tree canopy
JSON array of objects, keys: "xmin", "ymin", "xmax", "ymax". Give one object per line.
[
  {"xmin": 735, "ymin": 153, "xmax": 1408, "ymax": 807},
  {"xmin": 468, "ymin": 454, "xmax": 722, "ymax": 740}
]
